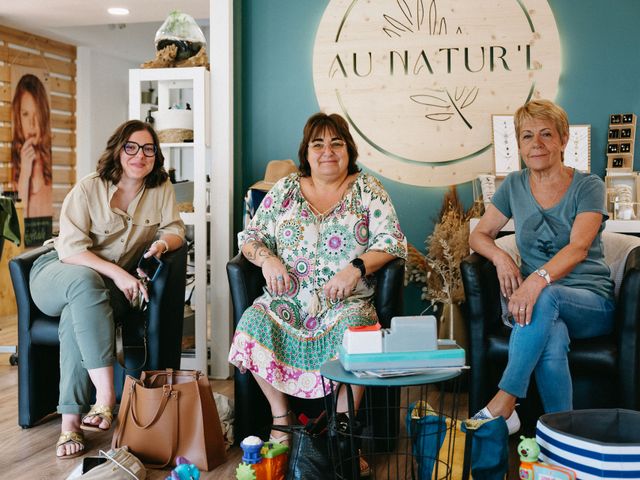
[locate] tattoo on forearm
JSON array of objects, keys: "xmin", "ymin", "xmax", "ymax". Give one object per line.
[
  {"xmin": 245, "ymin": 241, "xmax": 275, "ymax": 266},
  {"xmin": 244, "ymin": 242, "xmax": 260, "ymax": 260}
]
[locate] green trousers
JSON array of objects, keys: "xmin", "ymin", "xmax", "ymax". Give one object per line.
[{"xmin": 30, "ymin": 250, "xmax": 129, "ymax": 415}]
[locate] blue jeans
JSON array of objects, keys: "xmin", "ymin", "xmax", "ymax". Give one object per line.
[{"xmin": 498, "ymin": 284, "xmax": 615, "ymax": 413}]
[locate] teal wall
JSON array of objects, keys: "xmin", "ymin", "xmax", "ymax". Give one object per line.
[{"xmin": 238, "ymin": 0, "xmax": 640, "ymax": 315}]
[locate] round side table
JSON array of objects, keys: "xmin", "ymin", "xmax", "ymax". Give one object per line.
[{"xmin": 321, "ymin": 359, "xmax": 462, "ymax": 479}]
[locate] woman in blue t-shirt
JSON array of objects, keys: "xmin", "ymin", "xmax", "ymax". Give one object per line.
[{"xmin": 469, "ymin": 99, "xmax": 614, "ymax": 434}]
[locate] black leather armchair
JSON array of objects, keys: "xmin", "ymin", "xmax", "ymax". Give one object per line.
[
  {"xmin": 227, "ymin": 253, "xmax": 405, "ymax": 445},
  {"xmin": 461, "ymin": 233, "xmax": 640, "ymax": 432},
  {"xmin": 9, "ymin": 243, "xmax": 188, "ymax": 428}
]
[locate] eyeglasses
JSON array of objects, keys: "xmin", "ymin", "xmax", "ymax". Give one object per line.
[
  {"xmin": 123, "ymin": 141, "xmax": 157, "ymax": 157},
  {"xmin": 309, "ymin": 139, "xmax": 346, "ymax": 152}
]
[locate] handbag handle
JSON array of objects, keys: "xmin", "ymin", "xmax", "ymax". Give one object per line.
[
  {"xmin": 113, "ymin": 378, "xmax": 136, "ymax": 450},
  {"xmin": 115, "ymin": 380, "xmax": 180, "ymax": 469},
  {"xmin": 130, "ymin": 384, "xmax": 175, "ymax": 429},
  {"xmin": 115, "ymin": 323, "xmax": 148, "ymax": 371},
  {"xmin": 332, "ymin": 382, "xmax": 357, "ymax": 426},
  {"xmin": 330, "ymin": 382, "xmax": 360, "ymax": 480},
  {"xmin": 461, "ymin": 428, "xmax": 473, "ymax": 480},
  {"xmin": 143, "ymin": 391, "xmax": 179, "ymax": 469}
]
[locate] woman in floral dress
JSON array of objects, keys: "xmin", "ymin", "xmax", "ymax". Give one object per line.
[{"xmin": 228, "ymin": 112, "xmax": 407, "ymax": 444}]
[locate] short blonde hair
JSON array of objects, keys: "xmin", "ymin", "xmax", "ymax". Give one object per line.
[{"xmin": 513, "ymin": 99, "xmax": 569, "ymax": 144}]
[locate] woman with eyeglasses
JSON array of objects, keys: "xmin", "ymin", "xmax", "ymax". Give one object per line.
[
  {"xmin": 228, "ymin": 113, "xmax": 407, "ymax": 460},
  {"xmin": 29, "ymin": 120, "xmax": 185, "ymax": 459}
]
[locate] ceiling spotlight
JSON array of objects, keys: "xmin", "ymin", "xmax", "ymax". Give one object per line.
[{"xmin": 108, "ymin": 7, "xmax": 130, "ymax": 16}]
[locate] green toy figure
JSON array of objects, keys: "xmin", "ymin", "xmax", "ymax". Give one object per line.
[{"xmin": 518, "ymin": 436, "xmax": 540, "ymax": 480}]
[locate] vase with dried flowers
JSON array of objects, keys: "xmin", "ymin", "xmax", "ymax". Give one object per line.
[{"xmin": 405, "ymin": 186, "xmax": 481, "ymax": 350}]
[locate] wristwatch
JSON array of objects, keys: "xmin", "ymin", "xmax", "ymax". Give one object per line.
[
  {"xmin": 350, "ymin": 258, "xmax": 366, "ymax": 278},
  {"xmin": 534, "ymin": 268, "xmax": 551, "ymax": 285}
]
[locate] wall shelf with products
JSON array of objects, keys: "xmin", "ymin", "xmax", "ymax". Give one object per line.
[
  {"xmin": 129, "ymin": 67, "xmax": 210, "ymax": 374},
  {"xmin": 605, "ymin": 113, "xmax": 638, "ymax": 220}
]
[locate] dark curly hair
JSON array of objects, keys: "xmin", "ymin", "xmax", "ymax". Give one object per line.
[
  {"xmin": 96, "ymin": 120, "xmax": 168, "ymax": 188},
  {"xmin": 297, "ymin": 112, "xmax": 360, "ymax": 177}
]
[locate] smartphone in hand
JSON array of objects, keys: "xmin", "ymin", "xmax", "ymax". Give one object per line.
[{"xmin": 137, "ymin": 253, "xmax": 164, "ymax": 281}]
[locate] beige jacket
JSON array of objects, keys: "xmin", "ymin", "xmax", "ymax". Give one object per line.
[{"xmin": 55, "ymin": 173, "xmax": 185, "ymax": 270}]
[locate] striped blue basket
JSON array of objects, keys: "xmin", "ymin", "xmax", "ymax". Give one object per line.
[{"xmin": 536, "ymin": 409, "xmax": 640, "ymax": 480}]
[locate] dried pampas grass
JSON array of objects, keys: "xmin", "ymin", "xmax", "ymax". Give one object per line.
[{"xmin": 405, "ymin": 186, "xmax": 478, "ymax": 308}]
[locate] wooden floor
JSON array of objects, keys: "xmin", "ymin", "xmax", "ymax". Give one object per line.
[
  {"xmin": 0, "ymin": 314, "xmax": 243, "ymax": 479},
  {"xmin": 0, "ymin": 314, "xmax": 521, "ymax": 478}
]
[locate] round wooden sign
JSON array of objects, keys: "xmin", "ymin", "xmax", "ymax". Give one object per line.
[{"xmin": 313, "ymin": 0, "xmax": 561, "ymax": 186}]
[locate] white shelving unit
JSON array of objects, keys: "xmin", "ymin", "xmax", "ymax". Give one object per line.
[{"xmin": 129, "ymin": 67, "xmax": 210, "ymax": 374}]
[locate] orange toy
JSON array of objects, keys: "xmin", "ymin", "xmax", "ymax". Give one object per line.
[{"xmin": 236, "ymin": 436, "xmax": 288, "ymax": 480}]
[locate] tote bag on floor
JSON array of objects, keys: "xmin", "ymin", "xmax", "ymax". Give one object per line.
[{"xmin": 112, "ymin": 369, "xmax": 226, "ymax": 471}]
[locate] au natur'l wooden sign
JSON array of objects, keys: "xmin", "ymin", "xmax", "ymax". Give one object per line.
[{"xmin": 313, "ymin": 0, "xmax": 561, "ymax": 187}]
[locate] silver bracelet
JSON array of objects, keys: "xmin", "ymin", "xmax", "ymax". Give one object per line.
[{"xmin": 153, "ymin": 239, "xmax": 169, "ymax": 254}]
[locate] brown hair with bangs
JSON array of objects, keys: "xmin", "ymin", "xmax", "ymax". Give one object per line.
[
  {"xmin": 297, "ymin": 112, "xmax": 360, "ymax": 177},
  {"xmin": 96, "ymin": 120, "xmax": 168, "ymax": 188}
]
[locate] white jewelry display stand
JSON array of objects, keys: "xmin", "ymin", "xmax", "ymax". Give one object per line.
[
  {"xmin": 492, "ymin": 115, "xmax": 519, "ymax": 176},
  {"xmin": 564, "ymin": 125, "xmax": 591, "ymax": 172}
]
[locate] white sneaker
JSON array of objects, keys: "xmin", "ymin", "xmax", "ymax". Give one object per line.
[{"xmin": 471, "ymin": 406, "xmax": 521, "ymax": 435}]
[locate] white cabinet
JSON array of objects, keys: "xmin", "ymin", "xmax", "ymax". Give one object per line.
[{"xmin": 129, "ymin": 67, "xmax": 210, "ymax": 374}]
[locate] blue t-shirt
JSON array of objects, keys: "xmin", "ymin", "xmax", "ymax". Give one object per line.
[{"xmin": 492, "ymin": 169, "xmax": 613, "ymax": 300}]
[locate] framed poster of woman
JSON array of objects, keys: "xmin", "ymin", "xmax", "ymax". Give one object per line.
[{"xmin": 10, "ymin": 66, "xmax": 53, "ymax": 246}]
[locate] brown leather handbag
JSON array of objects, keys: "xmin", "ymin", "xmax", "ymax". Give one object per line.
[{"xmin": 112, "ymin": 369, "xmax": 226, "ymax": 471}]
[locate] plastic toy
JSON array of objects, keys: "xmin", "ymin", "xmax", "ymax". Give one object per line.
[
  {"xmin": 167, "ymin": 456, "xmax": 200, "ymax": 480},
  {"xmin": 235, "ymin": 436, "xmax": 288, "ymax": 480},
  {"xmin": 532, "ymin": 463, "xmax": 577, "ymax": 480},
  {"xmin": 517, "ymin": 437, "xmax": 576, "ymax": 480},
  {"xmin": 518, "ymin": 436, "xmax": 540, "ymax": 479}
]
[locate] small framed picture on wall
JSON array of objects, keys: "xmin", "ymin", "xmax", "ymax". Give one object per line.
[
  {"xmin": 492, "ymin": 115, "xmax": 519, "ymax": 177},
  {"xmin": 564, "ymin": 125, "xmax": 591, "ymax": 172}
]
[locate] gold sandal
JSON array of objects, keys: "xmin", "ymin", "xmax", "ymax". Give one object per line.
[
  {"xmin": 80, "ymin": 404, "xmax": 114, "ymax": 432},
  {"xmin": 56, "ymin": 431, "xmax": 85, "ymax": 460}
]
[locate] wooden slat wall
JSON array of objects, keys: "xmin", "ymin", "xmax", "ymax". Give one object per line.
[{"xmin": 0, "ymin": 24, "xmax": 76, "ymax": 227}]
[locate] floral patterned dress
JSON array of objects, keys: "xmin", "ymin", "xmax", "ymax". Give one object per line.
[{"xmin": 228, "ymin": 172, "xmax": 407, "ymax": 398}]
